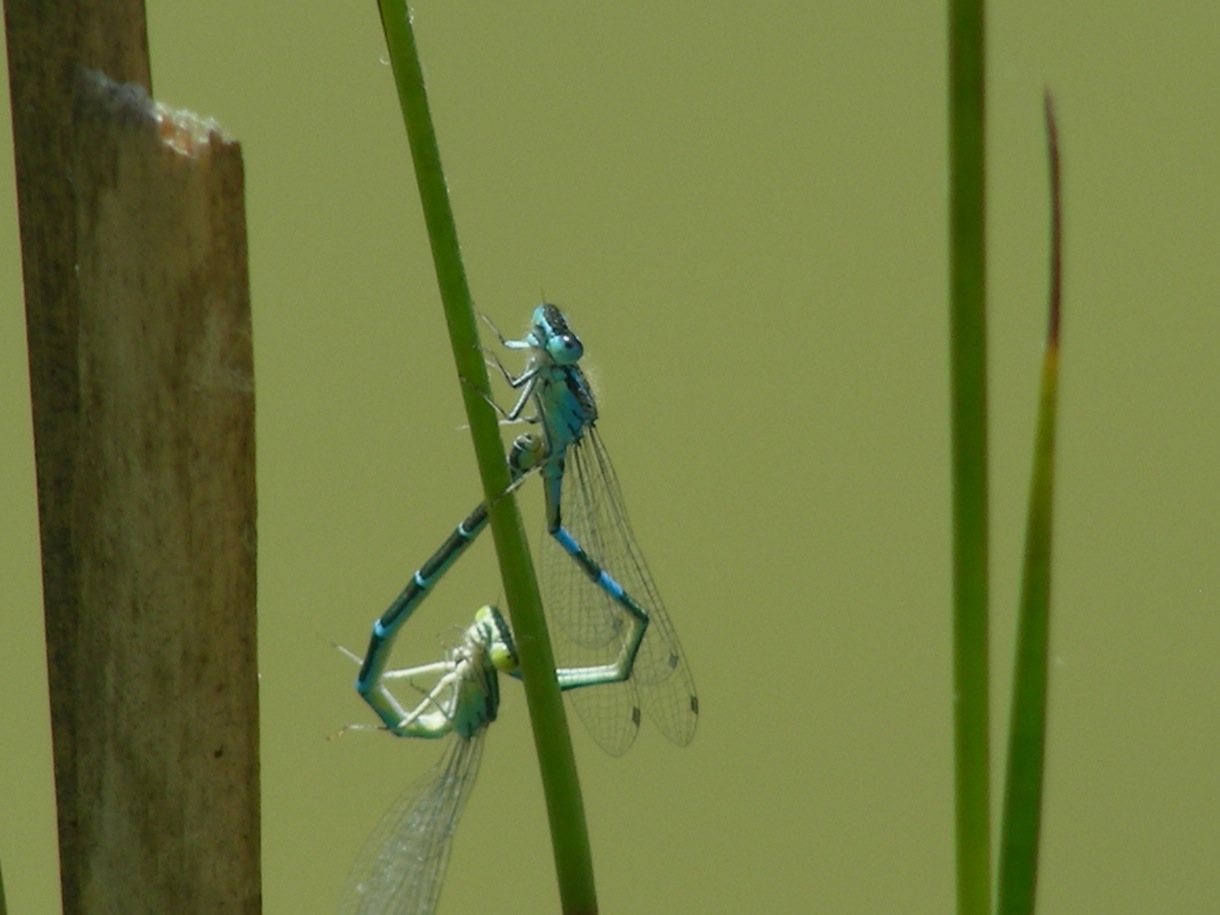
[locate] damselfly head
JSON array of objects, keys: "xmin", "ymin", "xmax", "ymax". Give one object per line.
[
  {"xmin": 536, "ymin": 303, "xmax": 584, "ymax": 365},
  {"xmin": 477, "ymin": 605, "xmax": 520, "ymax": 675}
]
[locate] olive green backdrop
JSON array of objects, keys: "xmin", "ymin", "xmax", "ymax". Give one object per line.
[{"xmin": 3, "ymin": 2, "xmax": 1217, "ymax": 913}]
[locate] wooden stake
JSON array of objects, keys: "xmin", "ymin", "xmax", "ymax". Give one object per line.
[{"xmin": 5, "ymin": 3, "xmax": 260, "ymax": 907}]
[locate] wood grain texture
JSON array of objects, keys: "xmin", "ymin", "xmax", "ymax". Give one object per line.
[
  {"xmin": 65, "ymin": 70, "xmax": 259, "ymax": 915},
  {"xmin": 5, "ymin": 2, "xmax": 260, "ymax": 906}
]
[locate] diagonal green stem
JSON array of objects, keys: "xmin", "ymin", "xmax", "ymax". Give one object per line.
[
  {"xmin": 997, "ymin": 91, "xmax": 1063, "ymax": 915},
  {"xmin": 948, "ymin": 2, "xmax": 990, "ymax": 914},
  {"xmin": 373, "ymin": 3, "xmax": 597, "ymax": 912}
]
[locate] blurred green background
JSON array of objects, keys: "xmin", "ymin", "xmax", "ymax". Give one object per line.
[{"xmin": 3, "ymin": 2, "xmax": 1218, "ymax": 913}]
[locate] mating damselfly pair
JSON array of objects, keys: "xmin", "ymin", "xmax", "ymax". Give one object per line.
[{"xmin": 337, "ymin": 305, "xmax": 697, "ymax": 914}]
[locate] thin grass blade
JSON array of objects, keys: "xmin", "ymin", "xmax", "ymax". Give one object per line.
[
  {"xmin": 371, "ymin": 3, "xmax": 596, "ymax": 911},
  {"xmin": 948, "ymin": 1, "xmax": 991, "ymax": 912},
  {"xmin": 997, "ymin": 91, "xmax": 1064, "ymax": 915}
]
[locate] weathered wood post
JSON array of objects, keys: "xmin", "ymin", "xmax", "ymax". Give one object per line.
[{"xmin": 5, "ymin": 4, "xmax": 260, "ymax": 912}]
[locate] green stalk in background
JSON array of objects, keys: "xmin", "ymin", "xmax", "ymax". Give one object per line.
[
  {"xmin": 997, "ymin": 92, "xmax": 1064, "ymax": 915},
  {"xmin": 373, "ymin": 3, "xmax": 597, "ymax": 913},
  {"xmin": 948, "ymin": 2, "xmax": 991, "ymax": 913}
]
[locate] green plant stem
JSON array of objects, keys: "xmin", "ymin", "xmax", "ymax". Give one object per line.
[
  {"xmin": 374, "ymin": 3, "xmax": 597, "ymax": 912},
  {"xmin": 997, "ymin": 91, "xmax": 1063, "ymax": 915},
  {"xmin": 948, "ymin": 2, "xmax": 991, "ymax": 914}
]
